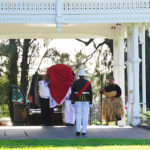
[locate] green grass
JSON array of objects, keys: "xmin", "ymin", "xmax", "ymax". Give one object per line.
[{"xmin": 0, "ymin": 138, "xmax": 150, "ymax": 150}]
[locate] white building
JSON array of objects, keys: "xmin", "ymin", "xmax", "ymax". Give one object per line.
[{"xmin": 0, "ymin": 0, "xmax": 149, "ymax": 126}]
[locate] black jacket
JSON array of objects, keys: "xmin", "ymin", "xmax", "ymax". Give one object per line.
[
  {"xmin": 70, "ymin": 78, "xmax": 93, "ymax": 104},
  {"xmin": 104, "ymin": 84, "xmax": 122, "ymax": 97}
]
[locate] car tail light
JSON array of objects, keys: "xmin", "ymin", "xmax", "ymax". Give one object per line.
[{"xmin": 29, "ymin": 95, "xmax": 33, "ymax": 102}]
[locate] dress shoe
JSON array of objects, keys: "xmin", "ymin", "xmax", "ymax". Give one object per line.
[
  {"xmin": 76, "ymin": 132, "xmax": 80, "ymax": 136},
  {"xmin": 66, "ymin": 123, "xmax": 70, "ymax": 126},
  {"xmin": 69, "ymin": 123, "xmax": 74, "ymax": 126},
  {"xmin": 82, "ymin": 133, "xmax": 86, "ymax": 136}
]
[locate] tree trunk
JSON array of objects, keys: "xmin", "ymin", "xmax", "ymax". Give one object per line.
[
  {"xmin": 7, "ymin": 39, "xmax": 18, "ymax": 86},
  {"xmin": 20, "ymin": 39, "xmax": 31, "ymax": 95}
]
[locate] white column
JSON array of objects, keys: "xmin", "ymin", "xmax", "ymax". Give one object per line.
[
  {"xmin": 126, "ymin": 27, "xmax": 134, "ymax": 125},
  {"xmin": 131, "ymin": 24, "xmax": 141, "ymax": 126},
  {"xmin": 113, "ymin": 34, "xmax": 126, "ymax": 126},
  {"xmin": 56, "ymin": 0, "xmax": 63, "ymax": 33},
  {"xmin": 140, "ymin": 25, "xmax": 146, "ymax": 123}
]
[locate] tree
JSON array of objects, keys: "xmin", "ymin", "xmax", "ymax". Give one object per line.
[
  {"xmin": 37, "ymin": 47, "xmax": 73, "ymax": 73},
  {"xmin": 7, "ymin": 40, "xmax": 18, "ymax": 86},
  {"xmin": 75, "ymin": 38, "xmax": 113, "ymax": 79},
  {"xmin": 0, "ymin": 39, "xmax": 38, "ymax": 95},
  {"xmin": 73, "ymin": 38, "xmax": 113, "ymax": 105},
  {"xmin": 0, "ymin": 39, "xmax": 18, "ymax": 86},
  {"xmin": 0, "ymin": 75, "xmax": 9, "ymax": 105},
  {"xmin": 20, "ymin": 39, "xmax": 36, "ymax": 95},
  {"xmin": 0, "ymin": 39, "xmax": 18, "ymax": 106}
]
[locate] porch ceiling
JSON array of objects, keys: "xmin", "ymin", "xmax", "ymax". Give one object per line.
[{"xmin": 0, "ymin": 23, "xmax": 122, "ymax": 39}]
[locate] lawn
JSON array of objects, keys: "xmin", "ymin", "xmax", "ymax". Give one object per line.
[{"xmin": 0, "ymin": 138, "xmax": 150, "ymax": 150}]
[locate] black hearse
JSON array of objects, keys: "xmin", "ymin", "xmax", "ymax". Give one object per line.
[{"xmin": 9, "ymin": 72, "xmax": 63, "ymax": 125}]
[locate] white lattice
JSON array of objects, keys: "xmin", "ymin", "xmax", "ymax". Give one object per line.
[
  {"xmin": 0, "ymin": 0, "xmax": 56, "ymax": 13},
  {"xmin": 63, "ymin": 0, "xmax": 150, "ymax": 14},
  {"xmin": 0, "ymin": 0, "xmax": 149, "ymax": 13},
  {"xmin": 0, "ymin": 0, "xmax": 149, "ymax": 24}
]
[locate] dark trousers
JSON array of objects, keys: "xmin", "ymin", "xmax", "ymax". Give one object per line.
[{"xmin": 40, "ymin": 97, "xmax": 53, "ymax": 125}]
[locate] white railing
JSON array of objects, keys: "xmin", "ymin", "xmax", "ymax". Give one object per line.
[
  {"xmin": 0, "ymin": 0, "xmax": 149, "ymax": 14},
  {"xmin": 63, "ymin": 0, "xmax": 150, "ymax": 14},
  {"xmin": 0, "ymin": 0, "xmax": 56, "ymax": 14}
]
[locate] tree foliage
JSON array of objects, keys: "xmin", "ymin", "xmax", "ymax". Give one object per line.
[
  {"xmin": 0, "ymin": 39, "xmax": 38, "ymax": 102},
  {"xmin": 75, "ymin": 39, "xmax": 113, "ymax": 103},
  {"xmin": 0, "ymin": 40, "xmax": 18, "ymax": 86},
  {"xmin": 0, "ymin": 75, "xmax": 9, "ymax": 105},
  {"xmin": 37, "ymin": 47, "xmax": 71, "ymax": 72},
  {"xmin": 0, "ymin": 40, "xmax": 19, "ymax": 105},
  {"xmin": 0, "ymin": 35, "xmax": 149, "ymax": 111}
]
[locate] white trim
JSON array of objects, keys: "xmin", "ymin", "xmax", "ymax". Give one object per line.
[
  {"xmin": 113, "ymin": 35, "xmax": 126, "ymax": 126},
  {"xmin": 141, "ymin": 25, "xmax": 147, "ymax": 123},
  {"xmin": 0, "ymin": 0, "xmax": 149, "ymax": 26},
  {"xmin": 132, "ymin": 24, "xmax": 141, "ymax": 126},
  {"xmin": 0, "ymin": 14, "xmax": 150, "ymax": 24},
  {"xmin": 127, "ymin": 26, "xmax": 133, "ymax": 125}
]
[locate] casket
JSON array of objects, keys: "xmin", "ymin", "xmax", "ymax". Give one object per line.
[{"xmin": 46, "ymin": 64, "xmax": 73, "ymax": 105}]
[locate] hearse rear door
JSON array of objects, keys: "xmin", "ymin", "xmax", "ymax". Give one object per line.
[{"xmin": 9, "ymin": 86, "xmax": 27, "ymax": 123}]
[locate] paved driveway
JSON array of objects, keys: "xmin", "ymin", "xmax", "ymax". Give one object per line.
[{"xmin": 0, "ymin": 126, "xmax": 150, "ymax": 140}]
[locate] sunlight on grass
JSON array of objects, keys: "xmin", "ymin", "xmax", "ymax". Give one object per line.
[
  {"xmin": 0, "ymin": 139, "xmax": 150, "ymax": 150},
  {"xmin": 0, "ymin": 146, "xmax": 150, "ymax": 150}
]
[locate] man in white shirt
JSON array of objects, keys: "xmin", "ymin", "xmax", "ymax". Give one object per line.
[{"xmin": 38, "ymin": 74, "xmax": 53, "ymax": 126}]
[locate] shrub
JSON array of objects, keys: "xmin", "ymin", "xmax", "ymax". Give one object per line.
[
  {"xmin": 0, "ymin": 104, "xmax": 9, "ymax": 117},
  {"xmin": 0, "ymin": 75, "xmax": 9, "ymax": 105},
  {"xmin": 146, "ymin": 110, "xmax": 150, "ymax": 125}
]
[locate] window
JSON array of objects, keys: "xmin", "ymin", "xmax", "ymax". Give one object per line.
[{"xmin": 12, "ymin": 88, "xmax": 24, "ymax": 103}]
